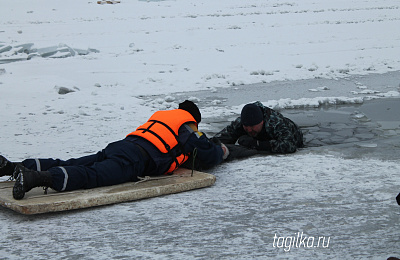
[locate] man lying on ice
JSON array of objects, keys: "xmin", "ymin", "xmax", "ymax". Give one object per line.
[{"xmin": 0, "ymin": 100, "xmax": 229, "ymax": 200}]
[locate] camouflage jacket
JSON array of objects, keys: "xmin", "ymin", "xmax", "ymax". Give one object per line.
[{"xmin": 214, "ymin": 101, "xmax": 304, "ymax": 153}]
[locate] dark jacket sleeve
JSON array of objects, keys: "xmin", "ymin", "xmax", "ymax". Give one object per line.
[
  {"xmin": 213, "ymin": 117, "xmax": 246, "ymax": 144},
  {"xmin": 183, "ymin": 132, "xmax": 224, "ymax": 168}
]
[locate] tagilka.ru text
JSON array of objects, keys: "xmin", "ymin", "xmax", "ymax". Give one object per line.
[{"xmin": 273, "ymin": 232, "xmax": 330, "ymax": 252}]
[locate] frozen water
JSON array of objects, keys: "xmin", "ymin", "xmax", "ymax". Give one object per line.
[
  {"xmin": 148, "ymin": 71, "xmax": 400, "ymax": 109},
  {"xmin": 1, "ymin": 151, "xmax": 399, "ymax": 259},
  {"xmin": 3, "ymin": 78, "xmax": 399, "ymax": 259},
  {"xmin": 1, "ymin": 0, "xmax": 400, "ymax": 259},
  {"xmin": 0, "ymin": 43, "xmax": 99, "ymax": 64}
]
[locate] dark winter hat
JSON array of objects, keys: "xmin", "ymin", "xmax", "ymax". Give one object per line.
[
  {"xmin": 241, "ymin": 104, "xmax": 263, "ymax": 126},
  {"xmin": 179, "ymin": 100, "xmax": 201, "ymax": 124}
]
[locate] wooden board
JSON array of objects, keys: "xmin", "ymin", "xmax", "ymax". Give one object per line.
[{"xmin": 0, "ymin": 168, "xmax": 216, "ymax": 215}]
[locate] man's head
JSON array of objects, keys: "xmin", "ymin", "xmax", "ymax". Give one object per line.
[
  {"xmin": 241, "ymin": 103, "xmax": 264, "ymax": 137},
  {"xmin": 179, "ymin": 100, "xmax": 201, "ymax": 124}
]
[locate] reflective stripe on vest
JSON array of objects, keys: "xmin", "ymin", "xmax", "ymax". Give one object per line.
[{"xmin": 127, "ymin": 109, "xmax": 197, "ymax": 174}]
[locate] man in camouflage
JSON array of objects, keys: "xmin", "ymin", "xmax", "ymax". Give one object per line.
[{"xmin": 214, "ymin": 101, "xmax": 304, "ymax": 154}]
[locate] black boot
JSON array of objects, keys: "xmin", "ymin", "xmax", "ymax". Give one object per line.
[
  {"xmin": 13, "ymin": 165, "xmax": 53, "ymax": 200},
  {"xmin": 0, "ymin": 155, "xmax": 18, "ymax": 178}
]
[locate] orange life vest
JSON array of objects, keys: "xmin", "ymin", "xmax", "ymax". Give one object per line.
[{"xmin": 127, "ymin": 109, "xmax": 197, "ymax": 174}]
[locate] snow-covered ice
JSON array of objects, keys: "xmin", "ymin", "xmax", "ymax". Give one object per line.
[{"xmin": 1, "ymin": 0, "xmax": 400, "ymax": 259}]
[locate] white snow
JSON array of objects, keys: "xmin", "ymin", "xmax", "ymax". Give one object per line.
[{"xmin": 1, "ymin": 0, "xmax": 400, "ymax": 259}]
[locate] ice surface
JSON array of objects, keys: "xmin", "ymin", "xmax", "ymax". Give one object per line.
[
  {"xmin": 1, "ymin": 154, "xmax": 399, "ymax": 259},
  {"xmin": 0, "ymin": 43, "xmax": 99, "ymax": 64}
]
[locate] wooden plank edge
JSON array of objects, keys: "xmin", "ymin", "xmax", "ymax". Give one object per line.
[{"xmin": 2, "ymin": 174, "xmax": 216, "ymax": 215}]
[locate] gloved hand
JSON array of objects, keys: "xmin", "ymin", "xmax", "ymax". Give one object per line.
[
  {"xmin": 238, "ymin": 135, "xmax": 257, "ymax": 149},
  {"xmin": 237, "ymin": 135, "xmax": 271, "ymax": 151}
]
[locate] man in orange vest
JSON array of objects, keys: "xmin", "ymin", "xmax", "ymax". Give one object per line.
[{"xmin": 0, "ymin": 100, "xmax": 229, "ymax": 200}]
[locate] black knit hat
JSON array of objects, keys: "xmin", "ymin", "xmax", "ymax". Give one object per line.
[
  {"xmin": 241, "ymin": 104, "xmax": 263, "ymax": 126},
  {"xmin": 179, "ymin": 100, "xmax": 201, "ymax": 124}
]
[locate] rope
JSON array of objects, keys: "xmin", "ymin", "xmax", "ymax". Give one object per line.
[
  {"xmin": 135, "ymin": 175, "xmax": 182, "ymax": 184},
  {"xmin": 191, "ymin": 147, "xmax": 198, "ymax": 177}
]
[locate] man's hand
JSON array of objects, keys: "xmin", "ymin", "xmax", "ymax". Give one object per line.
[
  {"xmin": 238, "ymin": 135, "xmax": 258, "ymax": 149},
  {"xmin": 221, "ymin": 143, "xmax": 230, "ymax": 160}
]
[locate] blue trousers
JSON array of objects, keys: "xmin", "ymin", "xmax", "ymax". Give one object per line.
[{"xmin": 22, "ymin": 139, "xmax": 147, "ymax": 192}]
